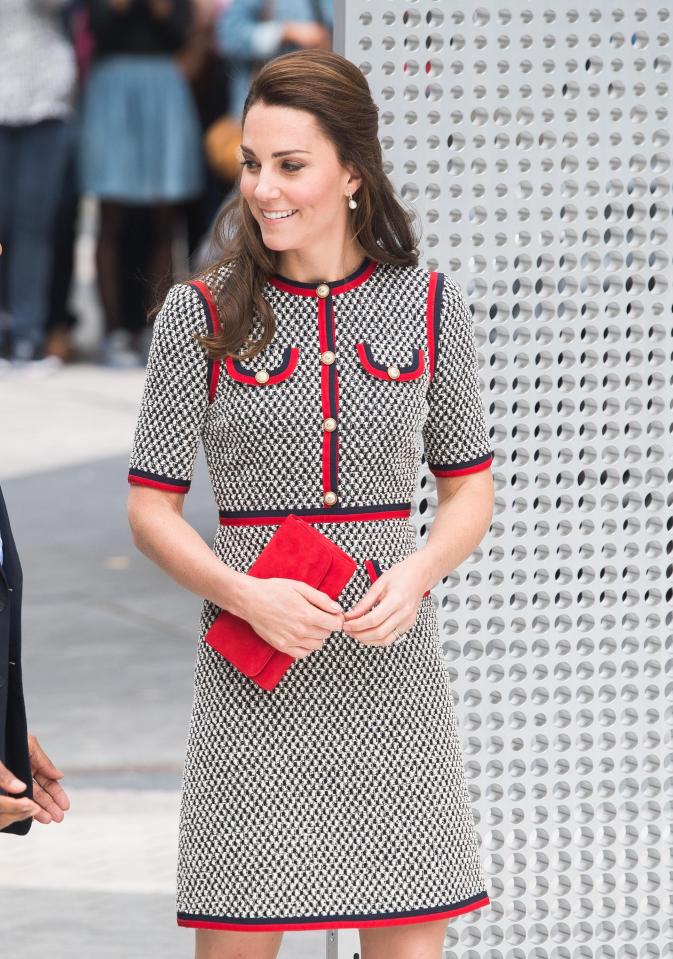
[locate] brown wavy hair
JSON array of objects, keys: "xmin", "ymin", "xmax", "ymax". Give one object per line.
[{"xmin": 195, "ymin": 48, "xmax": 421, "ymax": 362}]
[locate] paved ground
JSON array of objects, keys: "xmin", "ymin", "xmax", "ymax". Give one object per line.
[{"xmin": 0, "ymin": 365, "xmax": 360, "ymax": 958}]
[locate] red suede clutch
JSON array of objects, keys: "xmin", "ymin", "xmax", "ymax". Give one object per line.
[{"xmin": 204, "ymin": 513, "xmax": 357, "ymax": 691}]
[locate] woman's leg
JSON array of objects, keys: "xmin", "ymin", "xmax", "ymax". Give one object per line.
[
  {"xmin": 9, "ymin": 118, "xmax": 70, "ymax": 358},
  {"xmin": 358, "ymin": 916, "xmax": 456, "ymax": 959},
  {"xmin": 146, "ymin": 201, "xmax": 177, "ymax": 297},
  {"xmin": 96, "ymin": 199, "xmax": 126, "ymax": 334},
  {"xmin": 194, "ymin": 928, "xmax": 283, "ymax": 959}
]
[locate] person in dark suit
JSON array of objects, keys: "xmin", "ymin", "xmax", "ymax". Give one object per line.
[{"xmin": 0, "ymin": 483, "xmax": 70, "ymax": 834}]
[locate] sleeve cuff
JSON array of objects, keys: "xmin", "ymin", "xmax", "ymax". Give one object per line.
[
  {"xmin": 128, "ymin": 469, "xmax": 191, "ymax": 493},
  {"xmin": 428, "ymin": 451, "xmax": 493, "ymax": 477}
]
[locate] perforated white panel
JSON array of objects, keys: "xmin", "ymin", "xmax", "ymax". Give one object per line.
[{"xmin": 336, "ymin": 2, "xmax": 673, "ymax": 954}]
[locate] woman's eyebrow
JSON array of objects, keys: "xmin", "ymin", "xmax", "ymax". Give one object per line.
[{"xmin": 240, "ymin": 146, "xmax": 312, "ymax": 158}]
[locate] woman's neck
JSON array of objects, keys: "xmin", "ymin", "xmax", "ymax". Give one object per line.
[{"xmin": 274, "ymin": 245, "xmax": 368, "ymax": 284}]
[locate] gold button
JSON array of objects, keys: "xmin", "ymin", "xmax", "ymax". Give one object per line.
[
  {"xmin": 323, "ymin": 490, "xmax": 337, "ymax": 506},
  {"xmin": 387, "ymin": 364, "xmax": 400, "ymax": 380},
  {"xmin": 321, "ymin": 349, "xmax": 335, "ymax": 365},
  {"xmin": 315, "ymin": 283, "xmax": 330, "ymax": 298},
  {"xmin": 323, "ymin": 417, "xmax": 337, "ymax": 431},
  {"xmin": 255, "ymin": 369, "xmax": 270, "ymax": 384}
]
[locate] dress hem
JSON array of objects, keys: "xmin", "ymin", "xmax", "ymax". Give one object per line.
[{"xmin": 176, "ymin": 891, "xmax": 489, "ymax": 932}]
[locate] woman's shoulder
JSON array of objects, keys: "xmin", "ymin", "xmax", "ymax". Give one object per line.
[{"xmin": 374, "ymin": 259, "xmax": 448, "ymax": 292}]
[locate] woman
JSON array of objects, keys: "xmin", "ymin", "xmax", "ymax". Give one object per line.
[
  {"xmin": 128, "ymin": 49, "xmax": 494, "ymax": 959},
  {"xmin": 81, "ymin": 0, "xmax": 204, "ymax": 366}
]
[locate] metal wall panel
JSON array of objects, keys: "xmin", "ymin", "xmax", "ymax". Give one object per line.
[{"xmin": 336, "ymin": 2, "xmax": 673, "ymax": 953}]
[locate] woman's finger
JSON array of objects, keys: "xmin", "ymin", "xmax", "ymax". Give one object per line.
[
  {"xmin": 0, "ymin": 795, "xmax": 41, "ymax": 825},
  {"xmin": 28, "ymin": 735, "xmax": 65, "ymax": 780},
  {"xmin": 31, "ymin": 779, "xmax": 65, "ymax": 822},
  {"xmin": 0, "ymin": 760, "xmax": 26, "ymax": 795},
  {"xmin": 34, "ymin": 772, "xmax": 70, "ymax": 812}
]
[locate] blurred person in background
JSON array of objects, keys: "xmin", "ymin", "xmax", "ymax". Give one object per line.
[
  {"xmin": 81, "ymin": 0, "xmax": 205, "ymax": 368},
  {"xmin": 44, "ymin": 0, "xmax": 93, "ymax": 364},
  {"xmin": 215, "ymin": 0, "xmax": 332, "ymax": 121},
  {"xmin": 187, "ymin": 0, "xmax": 331, "ymax": 265},
  {"xmin": 179, "ymin": 0, "xmax": 237, "ymax": 264},
  {"xmin": 0, "ymin": 0, "xmax": 77, "ymax": 367}
]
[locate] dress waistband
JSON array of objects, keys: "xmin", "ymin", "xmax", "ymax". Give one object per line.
[{"xmin": 218, "ymin": 503, "xmax": 412, "ymax": 526}]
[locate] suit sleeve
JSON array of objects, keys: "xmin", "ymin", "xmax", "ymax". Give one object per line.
[
  {"xmin": 128, "ymin": 282, "xmax": 210, "ymax": 494},
  {"xmin": 422, "ymin": 274, "xmax": 494, "ymax": 477}
]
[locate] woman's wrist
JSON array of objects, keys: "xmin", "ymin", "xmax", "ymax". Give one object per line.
[
  {"xmin": 412, "ymin": 548, "xmax": 440, "ymax": 597},
  {"xmin": 215, "ymin": 567, "xmax": 256, "ymax": 618}
]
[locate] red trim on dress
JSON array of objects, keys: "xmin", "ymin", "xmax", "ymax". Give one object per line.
[
  {"xmin": 127, "ymin": 475, "xmax": 189, "ymax": 494},
  {"xmin": 430, "ymin": 453, "xmax": 494, "ymax": 477},
  {"xmin": 177, "ymin": 892, "xmax": 490, "ymax": 931},
  {"xmin": 355, "ymin": 342, "xmax": 425, "ymax": 381},
  {"xmin": 189, "ymin": 279, "xmax": 221, "ymax": 404},
  {"xmin": 317, "ymin": 297, "xmax": 332, "ymax": 500},
  {"xmin": 224, "ymin": 347, "xmax": 300, "ymax": 385},
  {"xmin": 267, "ymin": 258, "xmax": 378, "ymax": 297},
  {"xmin": 218, "ymin": 506, "xmax": 413, "ymax": 526},
  {"xmin": 426, "ymin": 271, "xmax": 439, "ymax": 382}
]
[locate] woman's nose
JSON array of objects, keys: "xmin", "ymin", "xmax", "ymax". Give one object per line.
[{"xmin": 254, "ymin": 175, "xmax": 282, "ymax": 202}]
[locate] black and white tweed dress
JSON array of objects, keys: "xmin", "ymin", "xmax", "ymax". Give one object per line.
[{"xmin": 128, "ymin": 255, "xmax": 494, "ymax": 932}]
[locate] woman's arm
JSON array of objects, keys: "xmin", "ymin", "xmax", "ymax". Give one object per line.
[
  {"xmin": 127, "ymin": 485, "xmax": 252, "ymax": 618},
  {"xmin": 414, "ymin": 469, "xmax": 495, "ymax": 595},
  {"xmin": 128, "ymin": 485, "xmax": 345, "ymax": 656}
]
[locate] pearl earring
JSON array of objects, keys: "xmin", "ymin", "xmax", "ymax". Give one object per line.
[{"xmin": 347, "ymin": 192, "xmax": 358, "ymax": 210}]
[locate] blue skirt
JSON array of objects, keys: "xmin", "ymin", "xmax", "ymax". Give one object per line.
[{"xmin": 80, "ymin": 55, "xmax": 204, "ymax": 203}]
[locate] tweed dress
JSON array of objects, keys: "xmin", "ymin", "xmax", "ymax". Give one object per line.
[{"xmin": 127, "ymin": 255, "xmax": 494, "ymax": 932}]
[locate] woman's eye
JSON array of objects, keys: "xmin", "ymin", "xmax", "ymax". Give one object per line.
[{"xmin": 239, "ymin": 160, "xmax": 303, "ymax": 172}]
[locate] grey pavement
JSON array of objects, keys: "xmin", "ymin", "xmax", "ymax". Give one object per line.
[{"xmin": 0, "ymin": 368, "xmax": 360, "ymax": 958}]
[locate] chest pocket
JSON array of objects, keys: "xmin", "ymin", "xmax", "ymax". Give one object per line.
[
  {"xmin": 224, "ymin": 344, "xmax": 300, "ymax": 386},
  {"xmin": 355, "ymin": 341, "xmax": 425, "ymax": 382}
]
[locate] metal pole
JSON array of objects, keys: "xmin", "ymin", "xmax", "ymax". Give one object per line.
[{"xmin": 325, "ymin": 929, "xmax": 339, "ymax": 959}]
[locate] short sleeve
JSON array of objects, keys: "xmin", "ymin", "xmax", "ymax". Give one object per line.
[
  {"xmin": 422, "ymin": 274, "xmax": 494, "ymax": 477},
  {"xmin": 128, "ymin": 282, "xmax": 210, "ymax": 493}
]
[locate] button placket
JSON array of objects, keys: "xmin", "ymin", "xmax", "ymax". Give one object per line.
[
  {"xmin": 316, "ymin": 283, "xmax": 340, "ymax": 507},
  {"xmin": 266, "ymin": 257, "xmax": 379, "ymax": 513}
]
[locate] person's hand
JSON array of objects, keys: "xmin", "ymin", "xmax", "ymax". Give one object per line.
[
  {"xmin": 241, "ymin": 578, "xmax": 345, "ymax": 659},
  {"xmin": 341, "ymin": 555, "xmax": 429, "ymax": 647},
  {"xmin": 27, "ymin": 733, "xmax": 70, "ymax": 825},
  {"xmin": 0, "ymin": 762, "xmax": 41, "ymax": 831},
  {"xmin": 282, "ymin": 22, "xmax": 332, "ymax": 50}
]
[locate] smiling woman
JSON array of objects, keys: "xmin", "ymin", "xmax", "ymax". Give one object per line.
[{"xmin": 127, "ymin": 47, "xmax": 493, "ymax": 959}]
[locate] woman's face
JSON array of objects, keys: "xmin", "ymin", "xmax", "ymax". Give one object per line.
[{"xmin": 239, "ymin": 102, "xmax": 360, "ymax": 255}]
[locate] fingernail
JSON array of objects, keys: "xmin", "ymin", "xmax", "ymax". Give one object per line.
[
  {"xmin": 331, "ymin": 602, "xmax": 341, "ymax": 611},
  {"xmin": 10, "ymin": 778, "xmax": 26, "ymax": 791}
]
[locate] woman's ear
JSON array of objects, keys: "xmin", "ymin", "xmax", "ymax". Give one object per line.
[{"xmin": 345, "ymin": 166, "xmax": 363, "ymax": 197}]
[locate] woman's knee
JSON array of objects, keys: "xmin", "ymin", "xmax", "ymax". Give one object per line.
[
  {"xmin": 194, "ymin": 927, "xmax": 283, "ymax": 959},
  {"xmin": 358, "ymin": 916, "xmax": 454, "ymax": 959}
]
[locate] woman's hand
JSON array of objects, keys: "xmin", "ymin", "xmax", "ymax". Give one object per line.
[
  {"xmin": 0, "ymin": 733, "xmax": 69, "ymax": 829},
  {"xmin": 0, "ymin": 763, "xmax": 41, "ymax": 831},
  {"xmin": 26, "ymin": 734, "xmax": 70, "ymax": 825},
  {"xmin": 242, "ymin": 578, "xmax": 345, "ymax": 659},
  {"xmin": 341, "ymin": 555, "xmax": 431, "ymax": 647}
]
